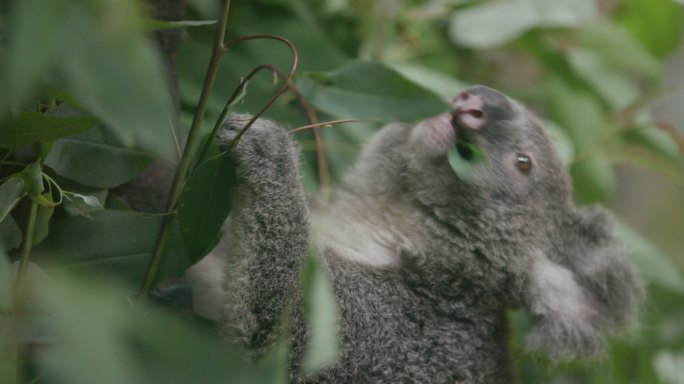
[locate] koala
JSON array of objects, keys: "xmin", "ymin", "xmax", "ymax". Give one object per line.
[{"xmin": 213, "ymin": 85, "xmax": 642, "ymax": 383}]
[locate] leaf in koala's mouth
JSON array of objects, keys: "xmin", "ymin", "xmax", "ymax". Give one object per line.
[{"xmin": 448, "ymin": 141, "xmax": 486, "ymax": 182}]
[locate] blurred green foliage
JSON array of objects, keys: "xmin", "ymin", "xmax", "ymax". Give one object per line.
[{"xmin": 1, "ymin": 0, "xmax": 684, "ymax": 383}]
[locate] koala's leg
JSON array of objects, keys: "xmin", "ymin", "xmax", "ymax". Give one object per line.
[{"xmin": 216, "ymin": 114, "xmax": 309, "ymax": 356}]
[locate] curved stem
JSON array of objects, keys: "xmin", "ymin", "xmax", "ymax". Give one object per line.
[
  {"xmin": 195, "ymin": 64, "xmax": 293, "ymax": 167},
  {"xmin": 222, "ymin": 35, "xmax": 299, "ymax": 151},
  {"xmin": 220, "ymin": 35, "xmax": 333, "ymax": 191}
]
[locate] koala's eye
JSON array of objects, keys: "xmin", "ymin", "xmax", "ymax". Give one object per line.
[{"xmin": 515, "ymin": 154, "xmax": 532, "ymax": 173}]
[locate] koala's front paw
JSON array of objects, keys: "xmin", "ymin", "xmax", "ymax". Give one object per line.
[
  {"xmin": 216, "ymin": 114, "xmax": 299, "ymax": 184},
  {"xmin": 216, "ymin": 114, "xmax": 293, "ymax": 167}
]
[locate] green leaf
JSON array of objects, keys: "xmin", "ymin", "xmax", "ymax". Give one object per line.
[
  {"xmin": 449, "ymin": 0, "xmax": 598, "ymax": 48},
  {"xmin": 33, "ymin": 210, "xmax": 190, "ymax": 288},
  {"xmin": 565, "ymin": 48, "xmax": 639, "ymax": 109},
  {"xmin": 58, "ymin": 4, "xmax": 178, "ymax": 163},
  {"xmin": 0, "ymin": 315, "xmax": 56, "ymax": 344},
  {"xmin": 449, "ymin": 0, "xmax": 538, "ymax": 49},
  {"xmin": 388, "ymin": 63, "xmax": 469, "ymax": 100},
  {"xmin": 604, "ymin": 144, "xmax": 684, "ymax": 189},
  {"xmin": 35, "ymin": 275, "xmax": 281, "ymax": 384},
  {"xmin": 143, "ymin": 19, "xmax": 217, "ymax": 31},
  {"xmin": 0, "ymin": 111, "xmax": 97, "ymax": 149},
  {"xmin": 301, "ymin": 250, "xmax": 338, "ymax": 374},
  {"xmin": 45, "ymin": 126, "xmax": 153, "ymax": 189},
  {"xmin": 576, "ymin": 21, "xmax": 661, "ymax": 80},
  {"xmin": 0, "ymin": 0, "xmax": 65, "ymax": 115},
  {"xmin": 544, "ymin": 120, "xmax": 575, "ymax": 167},
  {"xmin": 545, "ymin": 77, "xmax": 607, "ymax": 150},
  {"xmin": 177, "ymin": 153, "xmax": 236, "ymax": 263},
  {"xmin": 447, "ymin": 143, "xmax": 488, "ymax": 183},
  {"xmin": 0, "ymin": 249, "xmax": 12, "ymax": 311},
  {"xmin": 0, "ymin": 216, "xmax": 23, "ymax": 251},
  {"xmin": 622, "ymin": 125, "xmax": 684, "ymax": 169},
  {"xmin": 297, "ymin": 61, "xmax": 447, "ymax": 122},
  {"xmin": 614, "ymin": 220, "xmax": 684, "ymax": 294},
  {"xmin": 0, "ymin": 177, "xmax": 26, "ymax": 223},
  {"xmin": 570, "ymin": 155, "xmax": 616, "ymax": 205},
  {"xmin": 615, "ymin": 0, "xmax": 684, "ymax": 58}
]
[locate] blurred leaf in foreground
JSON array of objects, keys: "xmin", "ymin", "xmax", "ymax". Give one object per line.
[
  {"xmin": 449, "ymin": 0, "xmax": 598, "ymax": 48},
  {"xmin": 298, "ymin": 61, "xmax": 447, "ymax": 122},
  {"xmin": 301, "ymin": 249, "xmax": 338, "ymax": 374},
  {"xmin": 178, "ymin": 152, "xmax": 236, "ymax": 264},
  {"xmin": 33, "ymin": 210, "xmax": 190, "ymax": 290},
  {"xmin": 614, "ymin": 220, "xmax": 684, "ymax": 295},
  {"xmin": 35, "ymin": 274, "xmax": 287, "ymax": 384},
  {"xmin": 1, "ymin": 0, "xmax": 178, "ymax": 162}
]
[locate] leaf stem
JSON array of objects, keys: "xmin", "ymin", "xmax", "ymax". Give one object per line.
[{"xmin": 139, "ymin": 0, "xmax": 233, "ymax": 298}]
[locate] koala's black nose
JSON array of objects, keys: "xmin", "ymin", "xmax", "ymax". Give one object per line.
[{"xmin": 451, "ymin": 85, "xmax": 513, "ymax": 131}]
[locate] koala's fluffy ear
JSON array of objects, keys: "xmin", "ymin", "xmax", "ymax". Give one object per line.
[{"xmin": 523, "ymin": 206, "xmax": 643, "ymax": 360}]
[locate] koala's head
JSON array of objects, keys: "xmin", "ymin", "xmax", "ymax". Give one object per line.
[
  {"xmin": 405, "ymin": 85, "xmax": 572, "ymax": 217},
  {"xmin": 346, "ymin": 86, "xmax": 641, "ymax": 358}
]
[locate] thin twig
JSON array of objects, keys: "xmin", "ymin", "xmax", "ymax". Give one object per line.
[
  {"xmin": 195, "ymin": 63, "xmax": 298, "ymax": 167},
  {"xmin": 288, "ymin": 119, "xmax": 377, "ymax": 135}
]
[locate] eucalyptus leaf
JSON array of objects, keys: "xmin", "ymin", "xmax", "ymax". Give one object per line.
[
  {"xmin": 302, "ymin": 250, "xmax": 339, "ymax": 374},
  {"xmin": 449, "ymin": 0, "xmax": 597, "ymax": 48},
  {"xmin": 0, "ymin": 216, "xmax": 22, "ymax": 252},
  {"xmin": 177, "ymin": 153, "xmax": 236, "ymax": 263},
  {"xmin": 1, "ymin": 0, "xmax": 65, "ymax": 114},
  {"xmin": 33, "ymin": 210, "xmax": 190, "ymax": 288},
  {"xmin": 615, "ymin": 0, "xmax": 684, "ymax": 58},
  {"xmin": 45, "ymin": 126, "xmax": 153, "ymax": 189},
  {"xmin": 447, "ymin": 143, "xmax": 487, "ymax": 183},
  {"xmin": 0, "ymin": 250, "xmax": 11, "ymax": 311},
  {"xmin": 614, "ymin": 220, "xmax": 684, "ymax": 294},
  {"xmin": 0, "ymin": 315, "xmax": 57, "ymax": 345},
  {"xmin": 544, "ymin": 120, "xmax": 575, "ymax": 167},
  {"xmin": 604, "ymin": 145, "xmax": 684, "ymax": 188},
  {"xmin": 622, "ymin": 125, "xmax": 684, "ymax": 167},
  {"xmin": 297, "ymin": 61, "xmax": 447, "ymax": 122},
  {"xmin": 0, "ymin": 177, "xmax": 26, "ymax": 223},
  {"xmin": 545, "ymin": 76, "xmax": 607, "ymax": 150},
  {"xmin": 0, "ymin": 111, "xmax": 98, "ymax": 149},
  {"xmin": 59, "ymin": 4, "xmax": 178, "ymax": 163},
  {"xmin": 576, "ymin": 21, "xmax": 661, "ymax": 80},
  {"xmin": 570, "ymin": 155, "xmax": 616, "ymax": 205},
  {"xmin": 449, "ymin": 0, "xmax": 537, "ymax": 49},
  {"xmin": 36, "ymin": 275, "xmax": 283, "ymax": 384},
  {"xmin": 388, "ymin": 63, "xmax": 469, "ymax": 101},
  {"xmin": 565, "ymin": 48, "xmax": 639, "ymax": 109}
]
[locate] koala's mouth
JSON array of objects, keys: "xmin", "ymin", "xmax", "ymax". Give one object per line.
[{"xmin": 448, "ymin": 133, "xmax": 486, "ymax": 182}]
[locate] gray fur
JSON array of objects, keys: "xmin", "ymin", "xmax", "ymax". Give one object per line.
[{"xmin": 215, "ymin": 86, "xmax": 642, "ymax": 383}]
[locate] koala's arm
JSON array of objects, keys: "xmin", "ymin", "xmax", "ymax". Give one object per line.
[
  {"xmin": 522, "ymin": 207, "xmax": 642, "ymax": 359},
  {"xmin": 216, "ymin": 115, "xmax": 309, "ymax": 355}
]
